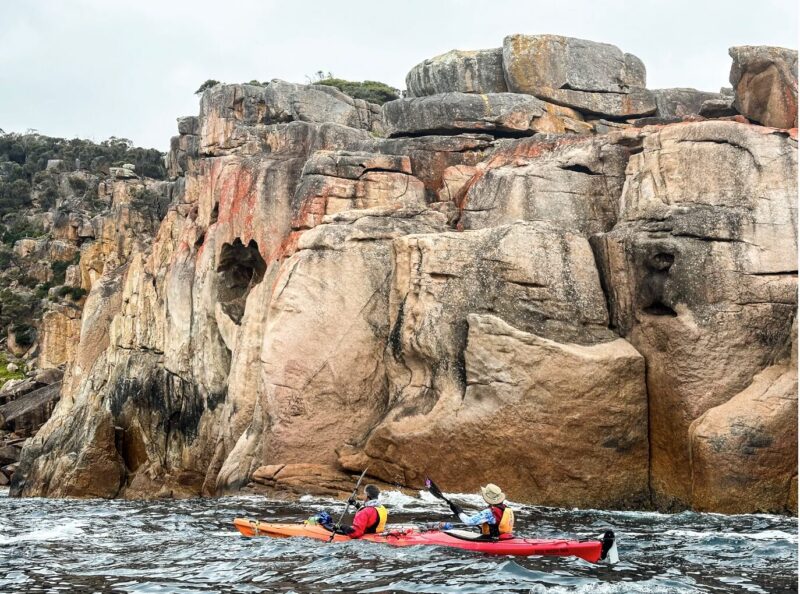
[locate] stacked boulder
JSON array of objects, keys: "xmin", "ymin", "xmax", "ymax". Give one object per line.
[
  {"xmin": 394, "ymin": 34, "xmax": 657, "ymax": 137},
  {"xmin": 729, "ymin": 46, "xmax": 798, "ymax": 129}
]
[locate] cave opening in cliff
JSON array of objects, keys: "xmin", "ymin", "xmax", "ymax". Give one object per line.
[
  {"xmin": 216, "ymin": 238, "xmax": 266, "ymax": 324},
  {"xmin": 643, "ymin": 301, "xmax": 677, "ymax": 317}
]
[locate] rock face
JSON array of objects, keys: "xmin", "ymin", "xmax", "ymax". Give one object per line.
[
  {"xmin": 9, "ymin": 38, "xmax": 798, "ymax": 515},
  {"xmin": 458, "ymin": 135, "xmax": 630, "ymax": 233},
  {"xmin": 502, "ymin": 34, "xmax": 656, "ymax": 118},
  {"xmin": 689, "ymin": 350, "xmax": 796, "ymax": 513},
  {"xmin": 594, "ymin": 120, "xmax": 797, "ymax": 510},
  {"xmin": 406, "ymin": 49, "xmax": 508, "ymax": 96},
  {"xmin": 382, "ymin": 93, "xmax": 590, "ymax": 138},
  {"xmin": 651, "ymin": 88, "xmax": 727, "ymax": 118},
  {"xmin": 340, "ymin": 222, "xmax": 649, "ymax": 507},
  {"xmin": 730, "ymin": 46, "xmax": 798, "ymax": 129}
]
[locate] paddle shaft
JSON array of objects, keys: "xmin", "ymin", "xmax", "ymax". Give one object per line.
[
  {"xmin": 425, "ymin": 477, "xmax": 463, "ymax": 521},
  {"xmin": 327, "ymin": 467, "xmax": 369, "ymax": 543}
]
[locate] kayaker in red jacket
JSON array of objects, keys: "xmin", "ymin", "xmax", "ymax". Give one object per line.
[{"xmin": 336, "ymin": 484, "xmax": 388, "ymax": 538}]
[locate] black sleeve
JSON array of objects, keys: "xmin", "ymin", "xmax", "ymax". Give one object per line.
[{"xmin": 336, "ymin": 524, "xmax": 355, "ymax": 535}]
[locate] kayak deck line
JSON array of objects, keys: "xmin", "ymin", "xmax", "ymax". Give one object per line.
[{"xmin": 233, "ymin": 518, "xmax": 617, "ymax": 564}]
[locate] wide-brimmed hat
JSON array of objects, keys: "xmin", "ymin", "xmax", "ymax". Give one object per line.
[{"xmin": 481, "ymin": 483, "xmax": 505, "ymax": 505}]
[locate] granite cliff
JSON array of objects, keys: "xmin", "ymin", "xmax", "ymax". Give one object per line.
[{"xmin": 8, "ymin": 35, "xmax": 798, "ymax": 514}]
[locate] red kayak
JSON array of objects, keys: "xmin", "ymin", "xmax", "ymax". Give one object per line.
[{"xmin": 233, "ymin": 518, "xmax": 617, "ymax": 563}]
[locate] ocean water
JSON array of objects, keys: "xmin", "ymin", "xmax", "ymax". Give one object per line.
[{"xmin": 0, "ymin": 488, "xmax": 796, "ymax": 593}]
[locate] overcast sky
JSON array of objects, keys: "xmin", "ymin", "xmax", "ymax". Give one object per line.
[{"xmin": 1, "ymin": 0, "xmax": 797, "ymax": 150}]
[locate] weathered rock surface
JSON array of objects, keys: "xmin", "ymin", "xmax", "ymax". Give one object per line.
[
  {"xmin": 0, "ymin": 383, "xmax": 61, "ymax": 436},
  {"xmin": 729, "ymin": 46, "xmax": 798, "ymax": 129},
  {"xmin": 594, "ymin": 120, "xmax": 797, "ymax": 510},
  {"xmin": 38, "ymin": 304, "xmax": 83, "ymax": 369},
  {"xmin": 699, "ymin": 97, "xmax": 737, "ymax": 118},
  {"xmin": 502, "ymin": 34, "xmax": 656, "ymax": 118},
  {"xmin": 652, "ymin": 88, "xmax": 727, "ymax": 118},
  {"xmin": 689, "ymin": 353, "xmax": 796, "ymax": 513},
  {"xmin": 458, "ymin": 135, "xmax": 630, "ymax": 233},
  {"xmin": 406, "ymin": 49, "xmax": 508, "ymax": 96},
  {"xmin": 199, "ymin": 81, "xmax": 383, "ymax": 154},
  {"xmin": 215, "ymin": 207, "xmax": 449, "ymax": 491},
  {"xmin": 383, "ymin": 93, "xmax": 590, "ymax": 137},
  {"xmin": 351, "ymin": 222, "xmax": 619, "ymax": 495},
  {"xmin": 343, "ymin": 314, "xmax": 648, "ymax": 508}
]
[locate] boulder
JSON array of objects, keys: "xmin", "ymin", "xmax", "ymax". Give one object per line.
[
  {"xmin": 346, "ymin": 314, "xmax": 649, "ymax": 508},
  {"xmin": 251, "ymin": 464, "xmax": 285, "ymax": 484},
  {"xmin": 651, "ymin": 88, "xmax": 727, "ymax": 117},
  {"xmin": 699, "ymin": 97, "xmax": 737, "ymax": 118},
  {"xmin": 594, "ymin": 121, "xmax": 797, "ymax": 509},
  {"xmin": 11, "ymin": 408, "xmax": 124, "ymax": 498},
  {"xmin": 502, "ymin": 34, "xmax": 655, "ymax": 118},
  {"xmin": 382, "ymin": 93, "xmax": 590, "ymax": 138},
  {"xmin": 459, "ymin": 135, "xmax": 631, "ymax": 234},
  {"xmin": 0, "ymin": 445, "xmax": 19, "ymax": 466},
  {"xmin": 729, "ymin": 45, "xmax": 798, "ymax": 129},
  {"xmin": 0, "ymin": 383, "xmax": 61, "ymax": 436},
  {"xmin": 689, "ymin": 357, "xmax": 796, "ymax": 513},
  {"xmin": 198, "ymin": 82, "xmax": 382, "ymax": 154},
  {"xmin": 177, "ymin": 116, "xmax": 199, "ymax": 136},
  {"xmin": 109, "ymin": 166, "xmax": 138, "ymax": 180},
  {"xmin": 406, "ymin": 48, "xmax": 508, "ymax": 96}
]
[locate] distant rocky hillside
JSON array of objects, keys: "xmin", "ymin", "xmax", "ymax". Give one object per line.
[
  {"xmin": 6, "ymin": 36, "xmax": 798, "ymax": 514},
  {"xmin": 0, "ymin": 134, "xmax": 173, "ymax": 485}
]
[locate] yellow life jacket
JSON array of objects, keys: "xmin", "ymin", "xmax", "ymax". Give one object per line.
[
  {"xmin": 480, "ymin": 504, "xmax": 514, "ymax": 537},
  {"xmin": 369, "ymin": 504, "xmax": 388, "ymax": 533}
]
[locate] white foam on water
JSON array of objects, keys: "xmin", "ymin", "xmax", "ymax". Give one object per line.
[
  {"xmin": 0, "ymin": 519, "xmax": 88, "ymax": 545},
  {"xmin": 527, "ymin": 583, "xmax": 704, "ymax": 594},
  {"xmin": 662, "ymin": 528, "xmax": 798, "ymax": 543}
]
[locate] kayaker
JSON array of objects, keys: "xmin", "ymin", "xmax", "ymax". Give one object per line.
[
  {"xmin": 334, "ymin": 484, "xmax": 388, "ymax": 538},
  {"xmin": 441, "ymin": 483, "xmax": 515, "ymax": 538}
]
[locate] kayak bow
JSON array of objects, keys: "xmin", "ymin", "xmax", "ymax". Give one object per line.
[{"xmin": 233, "ymin": 518, "xmax": 617, "ymax": 563}]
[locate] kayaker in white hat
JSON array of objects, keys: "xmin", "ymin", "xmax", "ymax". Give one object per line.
[{"xmin": 441, "ymin": 483, "xmax": 515, "ymax": 538}]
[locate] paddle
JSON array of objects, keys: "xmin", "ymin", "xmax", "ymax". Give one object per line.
[
  {"xmin": 327, "ymin": 467, "xmax": 369, "ymax": 543},
  {"xmin": 425, "ymin": 477, "xmax": 464, "ymax": 521}
]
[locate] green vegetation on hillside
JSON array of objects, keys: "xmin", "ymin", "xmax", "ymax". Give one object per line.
[
  {"xmin": 0, "ymin": 133, "xmax": 167, "ymax": 217},
  {"xmin": 0, "ymin": 352, "xmax": 26, "ymax": 387}
]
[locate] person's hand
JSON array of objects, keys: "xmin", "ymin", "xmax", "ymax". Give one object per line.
[
  {"xmin": 439, "ymin": 522, "xmax": 453, "ymax": 530},
  {"xmin": 448, "ymin": 501, "xmax": 463, "ymax": 517},
  {"xmin": 347, "ymin": 496, "xmax": 357, "ymax": 506}
]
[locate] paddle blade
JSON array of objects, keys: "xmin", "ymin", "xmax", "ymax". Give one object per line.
[
  {"xmin": 607, "ymin": 541, "xmax": 619, "ymax": 564},
  {"xmin": 425, "ymin": 477, "xmax": 446, "ymax": 500}
]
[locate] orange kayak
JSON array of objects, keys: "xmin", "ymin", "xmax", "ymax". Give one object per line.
[{"xmin": 233, "ymin": 518, "xmax": 617, "ymax": 563}]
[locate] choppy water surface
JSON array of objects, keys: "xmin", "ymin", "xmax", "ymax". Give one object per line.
[{"xmin": 0, "ymin": 488, "xmax": 796, "ymax": 593}]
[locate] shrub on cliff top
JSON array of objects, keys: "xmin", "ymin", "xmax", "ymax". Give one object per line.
[
  {"xmin": 315, "ymin": 77, "xmax": 400, "ymax": 105},
  {"xmin": 195, "ymin": 79, "xmax": 221, "ymax": 94}
]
